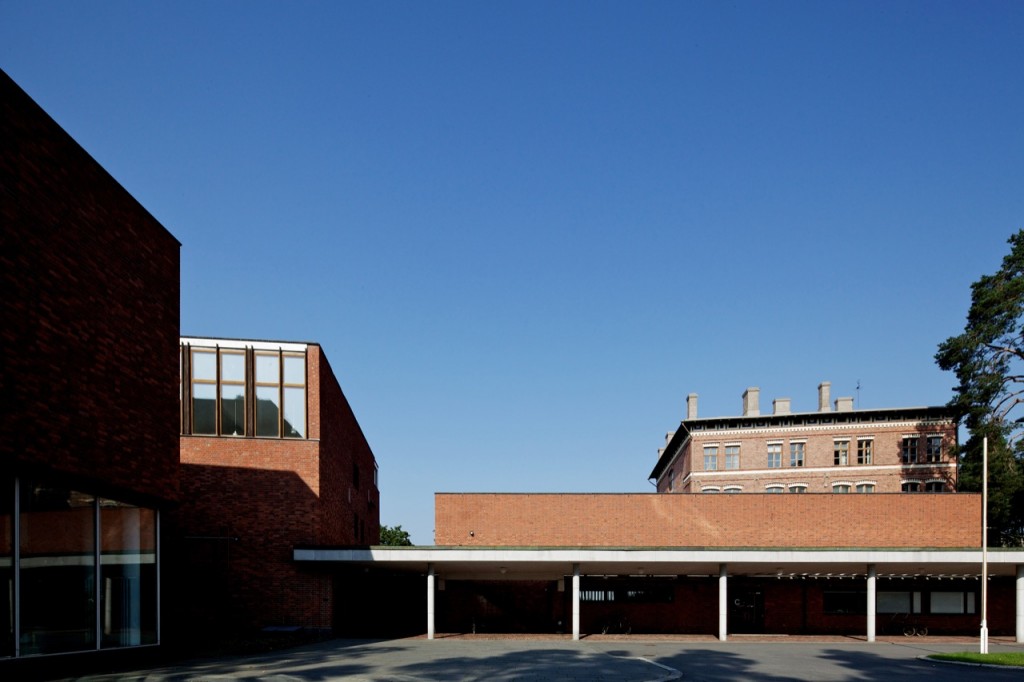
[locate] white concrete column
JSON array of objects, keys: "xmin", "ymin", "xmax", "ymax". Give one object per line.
[
  {"xmin": 427, "ymin": 563, "xmax": 435, "ymax": 640},
  {"xmin": 866, "ymin": 564, "xmax": 877, "ymax": 643},
  {"xmin": 572, "ymin": 563, "xmax": 581, "ymax": 641},
  {"xmin": 1016, "ymin": 564, "xmax": 1023, "ymax": 644},
  {"xmin": 718, "ymin": 564, "xmax": 728, "ymax": 642}
]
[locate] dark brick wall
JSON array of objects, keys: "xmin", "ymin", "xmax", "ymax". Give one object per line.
[
  {"xmin": 436, "ymin": 493, "xmax": 981, "ymax": 548},
  {"xmin": 0, "ymin": 69, "xmax": 180, "ymax": 503}
]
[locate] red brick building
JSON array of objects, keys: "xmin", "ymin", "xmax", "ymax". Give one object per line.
[
  {"xmin": 1, "ymin": 68, "xmax": 180, "ymax": 659},
  {"xmin": 651, "ymin": 384, "xmax": 958, "ymax": 494},
  {"xmin": 173, "ymin": 337, "xmax": 379, "ymax": 633}
]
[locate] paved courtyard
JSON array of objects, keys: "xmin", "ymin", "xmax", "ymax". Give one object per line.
[{"xmin": 58, "ymin": 634, "xmax": 1024, "ymax": 682}]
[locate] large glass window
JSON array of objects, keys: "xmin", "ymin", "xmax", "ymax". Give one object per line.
[
  {"xmin": 191, "ymin": 349, "xmax": 217, "ymax": 435},
  {"xmin": 100, "ymin": 500, "xmax": 157, "ymax": 648},
  {"xmin": 725, "ymin": 445, "xmax": 740, "ymax": 470},
  {"xmin": 282, "ymin": 353, "xmax": 306, "ymax": 438},
  {"xmin": 767, "ymin": 443, "xmax": 781, "ymax": 468},
  {"xmin": 187, "ymin": 345, "xmax": 307, "ymax": 440},
  {"xmin": 220, "ymin": 351, "xmax": 246, "ymax": 436},
  {"xmin": 19, "ymin": 482, "xmax": 96, "ymax": 655},
  {"xmin": 255, "ymin": 352, "xmax": 281, "ymax": 437},
  {"xmin": 1, "ymin": 479, "xmax": 158, "ymax": 659},
  {"xmin": 925, "ymin": 436, "xmax": 943, "ymax": 463}
]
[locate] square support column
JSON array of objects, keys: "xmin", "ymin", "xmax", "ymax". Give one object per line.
[
  {"xmin": 718, "ymin": 564, "xmax": 728, "ymax": 642},
  {"xmin": 572, "ymin": 563, "xmax": 581, "ymax": 641},
  {"xmin": 866, "ymin": 564, "xmax": 877, "ymax": 643},
  {"xmin": 1017, "ymin": 564, "xmax": 1023, "ymax": 644},
  {"xmin": 427, "ymin": 563, "xmax": 435, "ymax": 640}
]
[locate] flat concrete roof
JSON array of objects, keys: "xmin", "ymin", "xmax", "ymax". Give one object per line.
[{"xmin": 295, "ymin": 546, "xmax": 1024, "ymax": 580}]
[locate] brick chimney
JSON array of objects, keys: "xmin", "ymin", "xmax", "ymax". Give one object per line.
[
  {"xmin": 686, "ymin": 393, "xmax": 698, "ymax": 420},
  {"xmin": 818, "ymin": 382, "xmax": 831, "ymax": 412},
  {"xmin": 742, "ymin": 387, "xmax": 760, "ymax": 417},
  {"xmin": 835, "ymin": 396, "xmax": 854, "ymax": 412},
  {"xmin": 773, "ymin": 397, "xmax": 791, "ymax": 415}
]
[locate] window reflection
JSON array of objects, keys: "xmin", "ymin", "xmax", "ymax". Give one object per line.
[
  {"xmin": 256, "ymin": 353, "xmax": 280, "ymax": 437},
  {"xmin": 19, "ymin": 482, "xmax": 96, "ymax": 655},
  {"xmin": 220, "ymin": 351, "xmax": 246, "ymax": 436},
  {"xmin": 184, "ymin": 345, "xmax": 307, "ymax": 440},
  {"xmin": 100, "ymin": 500, "xmax": 157, "ymax": 648}
]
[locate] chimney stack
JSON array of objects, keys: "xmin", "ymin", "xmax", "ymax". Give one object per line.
[
  {"xmin": 818, "ymin": 382, "xmax": 831, "ymax": 412},
  {"xmin": 773, "ymin": 397, "xmax": 791, "ymax": 415},
  {"xmin": 742, "ymin": 387, "xmax": 760, "ymax": 417},
  {"xmin": 686, "ymin": 393, "xmax": 698, "ymax": 420},
  {"xmin": 835, "ymin": 397, "xmax": 854, "ymax": 412}
]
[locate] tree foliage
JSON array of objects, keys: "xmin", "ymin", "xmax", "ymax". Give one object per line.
[
  {"xmin": 936, "ymin": 229, "xmax": 1024, "ymax": 545},
  {"xmin": 378, "ymin": 524, "xmax": 413, "ymax": 546}
]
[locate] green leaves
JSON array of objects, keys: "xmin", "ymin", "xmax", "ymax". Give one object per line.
[
  {"xmin": 937, "ymin": 229, "xmax": 1024, "ymax": 546},
  {"xmin": 379, "ymin": 524, "xmax": 414, "ymax": 546}
]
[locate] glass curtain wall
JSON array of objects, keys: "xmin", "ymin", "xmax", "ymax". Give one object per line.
[{"xmin": 0, "ymin": 476, "xmax": 158, "ymax": 659}]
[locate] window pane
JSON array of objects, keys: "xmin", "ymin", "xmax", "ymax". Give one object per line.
[
  {"xmin": 878, "ymin": 591, "xmax": 910, "ymax": 613},
  {"xmin": 220, "ymin": 352, "xmax": 245, "ymax": 382},
  {"xmin": 256, "ymin": 385, "xmax": 280, "ymax": 437},
  {"xmin": 283, "ymin": 355, "xmax": 305, "ymax": 385},
  {"xmin": 20, "ymin": 483, "xmax": 96, "ymax": 655},
  {"xmin": 283, "ymin": 386, "xmax": 305, "ymax": 438},
  {"xmin": 100, "ymin": 501, "xmax": 157, "ymax": 648},
  {"xmin": 256, "ymin": 354, "xmax": 279, "ymax": 384},
  {"xmin": 0, "ymin": 475, "xmax": 12, "ymax": 658},
  {"xmin": 220, "ymin": 385, "xmax": 245, "ymax": 436},
  {"xmin": 790, "ymin": 443, "xmax": 805, "ymax": 467},
  {"xmin": 192, "ymin": 384, "xmax": 217, "ymax": 435},
  {"xmin": 192, "ymin": 350, "xmax": 216, "ymax": 380},
  {"xmin": 930, "ymin": 592, "xmax": 966, "ymax": 614}
]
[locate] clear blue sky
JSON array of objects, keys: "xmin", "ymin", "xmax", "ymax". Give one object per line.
[{"xmin": 4, "ymin": 1, "xmax": 1023, "ymax": 544}]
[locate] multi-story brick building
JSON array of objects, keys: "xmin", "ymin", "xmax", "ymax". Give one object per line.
[
  {"xmin": 650, "ymin": 383, "xmax": 958, "ymax": 495},
  {"xmin": 172, "ymin": 337, "xmax": 379, "ymax": 635},
  {"xmin": 1, "ymin": 69, "xmax": 180, "ymax": 661}
]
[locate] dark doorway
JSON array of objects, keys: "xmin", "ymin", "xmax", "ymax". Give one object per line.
[{"xmin": 729, "ymin": 586, "xmax": 764, "ymax": 633}]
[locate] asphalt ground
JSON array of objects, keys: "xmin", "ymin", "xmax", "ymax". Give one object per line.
[{"xmin": 60, "ymin": 635, "xmax": 1024, "ymax": 682}]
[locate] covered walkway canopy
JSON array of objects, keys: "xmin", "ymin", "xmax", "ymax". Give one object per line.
[{"xmin": 295, "ymin": 546, "xmax": 1024, "ymax": 643}]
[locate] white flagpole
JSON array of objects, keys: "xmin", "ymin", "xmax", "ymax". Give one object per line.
[{"xmin": 980, "ymin": 436, "xmax": 989, "ymax": 654}]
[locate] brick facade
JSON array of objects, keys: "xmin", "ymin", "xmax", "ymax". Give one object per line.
[
  {"xmin": 435, "ymin": 493, "xmax": 980, "ymax": 548},
  {"xmin": 0, "ymin": 69, "xmax": 181, "ymax": 504},
  {"xmin": 651, "ymin": 394, "xmax": 957, "ymax": 496},
  {"xmin": 171, "ymin": 341, "xmax": 378, "ymax": 633}
]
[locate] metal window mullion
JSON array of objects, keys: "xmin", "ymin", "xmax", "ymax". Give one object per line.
[
  {"xmin": 215, "ymin": 346, "xmax": 222, "ymax": 435},
  {"xmin": 13, "ymin": 477, "xmax": 20, "ymax": 658},
  {"xmin": 94, "ymin": 495, "xmax": 101, "ymax": 650},
  {"xmin": 278, "ymin": 349, "xmax": 284, "ymax": 438},
  {"xmin": 155, "ymin": 508, "xmax": 161, "ymax": 645}
]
